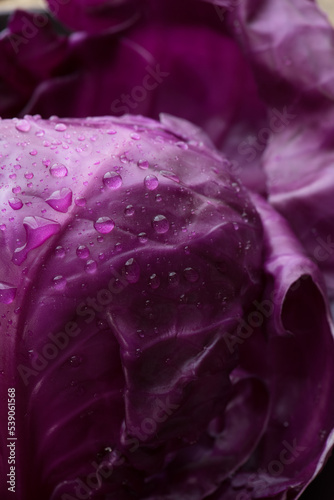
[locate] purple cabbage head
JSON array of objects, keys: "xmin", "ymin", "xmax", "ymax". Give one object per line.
[{"xmin": 0, "ymin": 114, "xmax": 333, "ymax": 500}]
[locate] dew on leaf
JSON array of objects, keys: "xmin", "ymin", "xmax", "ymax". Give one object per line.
[
  {"xmin": 46, "ymin": 188, "xmax": 72, "ymax": 212},
  {"xmin": 94, "ymin": 217, "xmax": 115, "ymax": 234},
  {"xmin": 152, "ymin": 215, "xmax": 169, "ymax": 234},
  {"xmin": 0, "ymin": 282, "xmax": 17, "ymax": 304}
]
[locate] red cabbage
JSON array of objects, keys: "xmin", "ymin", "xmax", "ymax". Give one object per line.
[{"xmin": 0, "ymin": 114, "xmax": 333, "ymax": 499}]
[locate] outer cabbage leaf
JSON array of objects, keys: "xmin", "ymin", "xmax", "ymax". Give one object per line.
[{"xmin": 203, "ymin": 0, "xmax": 334, "ymax": 299}]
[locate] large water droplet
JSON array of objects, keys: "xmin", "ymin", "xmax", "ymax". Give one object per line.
[
  {"xmin": 94, "ymin": 217, "xmax": 115, "ymax": 234},
  {"xmin": 46, "ymin": 188, "xmax": 72, "ymax": 213},
  {"xmin": 0, "ymin": 282, "xmax": 17, "ymax": 304},
  {"xmin": 124, "ymin": 258, "xmax": 140, "ymax": 283},
  {"xmin": 183, "ymin": 267, "xmax": 199, "ymax": 283},
  {"xmin": 75, "ymin": 197, "xmax": 87, "ymax": 207},
  {"xmin": 138, "ymin": 232, "xmax": 147, "ymax": 244},
  {"xmin": 152, "ymin": 215, "xmax": 169, "ymax": 234},
  {"xmin": 137, "ymin": 159, "xmax": 149, "ymax": 170},
  {"xmin": 176, "ymin": 141, "xmax": 188, "ymax": 150},
  {"xmin": 144, "ymin": 175, "xmax": 159, "ymax": 191},
  {"xmin": 160, "ymin": 170, "xmax": 180, "ymax": 183},
  {"xmin": 53, "ymin": 275, "xmax": 67, "ymax": 290},
  {"xmin": 168, "ymin": 272, "xmax": 179, "ymax": 286},
  {"xmin": 130, "ymin": 133, "xmax": 140, "ymax": 141},
  {"xmin": 85, "ymin": 260, "xmax": 97, "ymax": 274},
  {"xmin": 124, "ymin": 205, "xmax": 135, "ymax": 217},
  {"xmin": 55, "ymin": 123, "xmax": 67, "ymax": 132},
  {"xmin": 103, "ymin": 171, "xmax": 122, "ymax": 189},
  {"xmin": 76, "ymin": 245, "xmax": 90, "ymax": 259},
  {"xmin": 55, "ymin": 246, "xmax": 65, "ymax": 258},
  {"xmin": 50, "ymin": 163, "xmax": 68, "ymax": 178},
  {"xmin": 149, "ymin": 274, "xmax": 160, "ymax": 289},
  {"xmin": 12, "ymin": 216, "xmax": 60, "ymax": 265},
  {"xmin": 8, "ymin": 197, "xmax": 23, "ymax": 210},
  {"xmin": 15, "ymin": 119, "xmax": 31, "ymax": 133}
]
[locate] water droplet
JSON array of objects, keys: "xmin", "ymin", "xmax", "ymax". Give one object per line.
[
  {"xmin": 155, "ymin": 194, "xmax": 162, "ymax": 203},
  {"xmin": 138, "ymin": 232, "xmax": 147, "ymax": 244},
  {"xmin": 76, "ymin": 245, "xmax": 90, "ymax": 259},
  {"xmin": 137, "ymin": 329, "xmax": 145, "ymax": 338},
  {"xmin": 12, "ymin": 186, "xmax": 21, "ymax": 194},
  {"xmin": 160, "ymin": 170, "xmax": 180, "ymax": 183},
  {"xmin": 144, "ymin": 175, "xmax": 159, "ymax": 190},
  {"xmin": 124, "ymin": 205, "xmax": 135, "ymax": 217},
  {"xmin": 69, "ymin": 355, "xmax": 82, "ymax": 367},
  {"xmin": 149, "ymin": 274, "xmax": 160, "ymax": 289},
  {"xmin": 55, "ymin": 123, "xmax": 67, "ymax": 131},
  {"xmin": 115, "ymin": 242, "xmax": 122, "ymax": 252},
  {"xmin": 107, "ymin": 129, "xmax": 117, "ymax": 135},
  {"xmin": 168, "ymin": 272, "xmax": 179, "ymax": 286},
  {"xmin": 9, "ymin": 173, "xmax": 17, "ymax": 180},
  {"xmin": 94, "ymin": 217, "xmax": 115, "ymax": 234},
  {"xmin": 85, "ymin": 260, "xmax": 97, "ymax": 274},
  {"xmin": 14, "ymin": 164, "xmax": 21, "ymax": 170},
  {"xmin": 55, "ymin": 246, "xmax": 65, "ymax": 258},
  {"xmin": 50, "ymin": 163, "xmax": 68, "ymax": 178},
  {"xmin": 24, "ymin": 172, "xmax": 34, "ymax": 179},
  {"xmin": 8, "ymin": 197, "xmax": 23, "ymax": 210},
  {"xmin": 152, "ymin": 215, "xmax": 169, "ymax": 234},
  {"xmin": 130, "ymin": 133, "xmax": 140, "ymax": 140},
  {"xmin": 233, "ymin": 222, "xmax": 239, "ymax": 231},
  {"xmin": 12, "ymin": 216, "xmax": 60, "ymax": 265},
  {"xmin": 0, "ymin": 282, "xmax": 17, "ymax": 304},
  {"xmin": 52, "ymin": 275, "xmax": 67, "ymax": 290},
  {"xmin": 184, "ymin": 246, "xmax": 190, "ymax": 255},
  {"xmin": 183, "ymin": 267, "xmax": 199, "ymax": 283},
  {"xmin": 75, "ymin": 197, "xmax": 87, "ymax": 207},
  {"xmin": 15, "ymin": 119, "xmax": 31, "ymax": 132},
  {"xmin": 124, "ymin": 258, "xmax": 140, "ymax": 283},
  {"xmin": 103, "ymin": 171, "xmax": 122, "ymax": 189},
  {"xmin": 0, "ymin": 224, "xmax": 6, "ymax": 231},
  {"xmin": 137, "ymin": 159, "xmax": 149, "ymax": 170},
  {"xmin": 176, "ymin": 141, "xmax": 188, "ymax": 150},
  {"xmin": 29, "ymin": 149, "xmax": 38, "ymax": 156},
  {"xmin": 46, "ymin": 188, "xmax": 72, "ymax": 213},
  {"xmin": 36, "ymin": 129, "xmax": 45, "ymax": 137}
]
